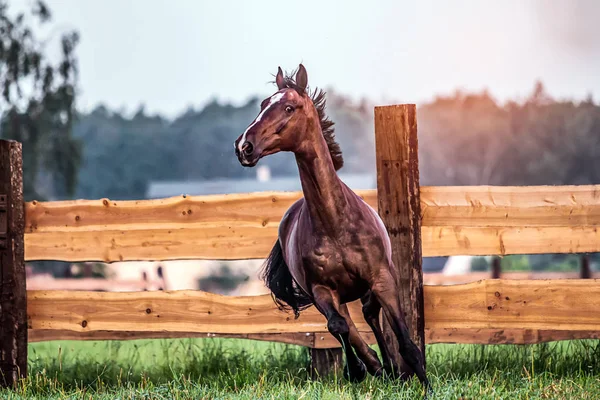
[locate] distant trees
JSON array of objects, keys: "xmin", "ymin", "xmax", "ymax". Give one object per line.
[
  {"xmin": 72, "ymin": 92, "xmax": 377, "ymax": 200},
  {"xmin": 0, "ymin": 0, "xmax": 81, "ymax": 201},
  {"xmin": 418, "ymin": 81, "xmax": 600, "ymax": 187},
  {"xmin": 68, "ymin": 81, "xmax": 600, "ymax": 202},
  {"xmin": 506, "ymin": 84, "xmax": 600, "ymax": 185}
]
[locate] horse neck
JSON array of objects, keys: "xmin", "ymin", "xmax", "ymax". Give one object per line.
[{"xmin": 294, "ymin": 117, "xmax": 348, "ymax": 234}]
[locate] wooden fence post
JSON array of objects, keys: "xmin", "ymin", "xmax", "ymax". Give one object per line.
[
  {"xmin": 580, "ymin": 254, "xmax": 591, "ymax": 279},
  {"xmin": 309, "ymin": 347, "xmax": 343, "ymax": 379},
  {"xmin": 374, "ymin": 105, "xmax": 425, "ymax": 378},
  {"xmin": 491, "ymin": 257, "xmax": 502, "ymax": 279},
  {"xmin": 0, "ymin": 140, "xmax": 27, "ymax": 388}
]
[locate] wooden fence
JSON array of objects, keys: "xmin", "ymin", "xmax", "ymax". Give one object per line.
[{"xmin": 1, "ymin": 105, "xmax": 600, "ymax": 387}]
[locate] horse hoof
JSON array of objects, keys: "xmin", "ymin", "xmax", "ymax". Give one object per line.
[
  {"xmin": 416, "ymin": 378, "xmax": 433, "ymax": 399},
  {"xmin": 372, "ymin": 367, "xmax": 384, "ymax": 379},
  {"xmin": 382, "ymin": 364, "xmax": 401, "ymax": 380},
  {"xmin": 424, "ymin": 379, "xmax": 433, "ymax": 396},
  {"xmin": 343, "ymin": 360, "xmax": 367, "ymax": 383},
  {"xmin": 423, "ymin": 388, "xmax": 434, "ymax": 400}
]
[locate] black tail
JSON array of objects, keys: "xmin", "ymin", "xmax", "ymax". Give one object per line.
[{"xmin": 260, "ymin": 240, "xmax": 313, "ymax": 319}]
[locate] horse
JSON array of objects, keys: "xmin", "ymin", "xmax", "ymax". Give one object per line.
[{"xmin": 234, "ymin": 64, "xmax": 430, "ymax": 391}]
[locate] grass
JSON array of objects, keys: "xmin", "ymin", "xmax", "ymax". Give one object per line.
[{"xmin": 1, "ymin": 338, "xmax": 599, "ymax": 399}]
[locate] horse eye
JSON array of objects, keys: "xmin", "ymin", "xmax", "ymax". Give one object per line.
[{"xmin": 285, "ymin": 105, "xmax": 294, "ymax": 114}]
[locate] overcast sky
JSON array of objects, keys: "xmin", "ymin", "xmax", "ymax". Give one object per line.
[{"xmin": 11, "ymin": 0, "xmax": 600, "ymax": 117}]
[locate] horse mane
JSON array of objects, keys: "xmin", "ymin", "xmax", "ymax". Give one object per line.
[{"xmin": 274, "ymin": 69, "xmax": 344, "ymax": 171}]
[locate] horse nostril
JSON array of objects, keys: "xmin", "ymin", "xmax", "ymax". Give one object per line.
[{"xmin": 242, "ymin": 142, "xmax": 253, "ymax": 156}]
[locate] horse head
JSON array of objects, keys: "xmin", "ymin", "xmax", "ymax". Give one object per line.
[{"xmin": 234, "ymin": 64, "xmax": 315, "ymax": 167}]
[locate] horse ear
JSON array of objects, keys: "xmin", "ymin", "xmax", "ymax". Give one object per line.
[
  {"xmin": 295, "ymin": 64, "xmax": 308, "ymax": 95},
  {"xmin": 276, "ymin": 67, "xmax": 285, "ymax": 90}
]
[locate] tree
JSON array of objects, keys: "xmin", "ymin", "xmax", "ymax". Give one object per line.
[{"xmin": 0, "ymin": 0, "xmax": 81, "ymax": 201}]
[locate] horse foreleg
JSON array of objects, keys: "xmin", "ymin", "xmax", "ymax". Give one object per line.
[
  {"xmin": 360, "ymin": 292, "xmax": 400, "ymax": 378},
  {"xmin": 338, "ymin": 303, "xmax": 383, "ymax": 377},
  {"xmin": 311, "ymin": 285, "xmax": 367, "ymax": 383}
]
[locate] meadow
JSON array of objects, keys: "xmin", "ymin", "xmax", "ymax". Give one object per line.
[{"xmin": 1, "ymin": 338, "xmax": 598, "ymax": 399}]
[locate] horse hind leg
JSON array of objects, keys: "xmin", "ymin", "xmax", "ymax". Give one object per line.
[
  {"xmin": 371, "ymin": 271, "xmax": 431, "ymax": 391},
  {"xmin": 311, "ymin": 285, "xmax": 367, "ymax": 383},
  {"xmin": 338, "ymin": 303, "xmax": 383, "ymax": 377},
  {"xmin": 360, "ymin": 291, "xmax": 400, "ymax": 378}
]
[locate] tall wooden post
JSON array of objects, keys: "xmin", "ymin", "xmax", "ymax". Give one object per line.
[
  {"xmin": 0, "ymin": 140, "xmax": 27, "ymax": 388},
  {"xmin": 374, "ymin": 105, "xmax": 425, "ymax": 378}
]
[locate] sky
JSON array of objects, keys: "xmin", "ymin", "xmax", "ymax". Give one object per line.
[{"xmin": 10, "ymin": 0, "xmax": 600, "ymax": 117}]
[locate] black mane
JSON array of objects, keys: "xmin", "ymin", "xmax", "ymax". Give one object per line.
[{"xmin": 274, "ymin": 69, "xmax": 344, "ymax": 171}]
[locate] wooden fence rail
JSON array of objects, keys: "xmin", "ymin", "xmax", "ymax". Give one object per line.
[
  {"xmin": 26, "ymin": 279, "xmax": 600, "ymax": 346},
  {"xmin": 28, "ymin": 327, "xmax": 600, "ymax": 348},
  {"xmin": 24, "ymin": 185, "xmax": 600, "ymax": 262}
]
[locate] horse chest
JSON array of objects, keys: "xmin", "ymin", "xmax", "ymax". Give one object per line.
[
  {"xmin": 301, "ymin": 239, "xmax": 368, "ymax": 279},
  {"xmin": 282, "ymin": 200, "xmax": 388, "ymax": 297}
]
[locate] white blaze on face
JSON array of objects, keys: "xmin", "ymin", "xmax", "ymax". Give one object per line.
[{"xmin": 237, "ymin": 92, "xmax": 286, "ymax": 153}]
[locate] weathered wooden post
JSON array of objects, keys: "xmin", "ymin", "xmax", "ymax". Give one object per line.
[
  {"xmin": 580, "ymin": 254, "xmax": 591, "ymax": 279},
  {"xmin": 309, "ymin": 347, "xmax": 343, "ymax": 378},
  {"xmin": 0, "ymin": 140, "xmax": 27, "ymax": 388},
  {"xmin": 491, "ymin": 257, "xmax": 502, "ymax": 279},
  {"xmin": 374, "ymin": 104, "xmax": 425, "ymax": 378}
]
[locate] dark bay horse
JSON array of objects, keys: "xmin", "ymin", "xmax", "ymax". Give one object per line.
[{"xmin": 234, "ymin": 64, "xmax": 429, "ymax": 390}]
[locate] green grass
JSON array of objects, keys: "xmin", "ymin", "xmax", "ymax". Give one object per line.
[{"xmin": 2, "ymin": 338, "xmax": 599, "ymax": 399}]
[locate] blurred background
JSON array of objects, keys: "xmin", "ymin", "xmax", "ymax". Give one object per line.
[{"xmin": 2, "ymin": 0, "xmax": 599, "ymax": 293}]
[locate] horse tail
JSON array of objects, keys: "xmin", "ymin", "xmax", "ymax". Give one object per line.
[{"xmin": 260, "ymin": 239, "xmax": 313, "ymax": 319}]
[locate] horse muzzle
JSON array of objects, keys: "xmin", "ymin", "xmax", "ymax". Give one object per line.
[{"xmin": 234, "ymin": 140, "xmax": 259, "ymax": 167}]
